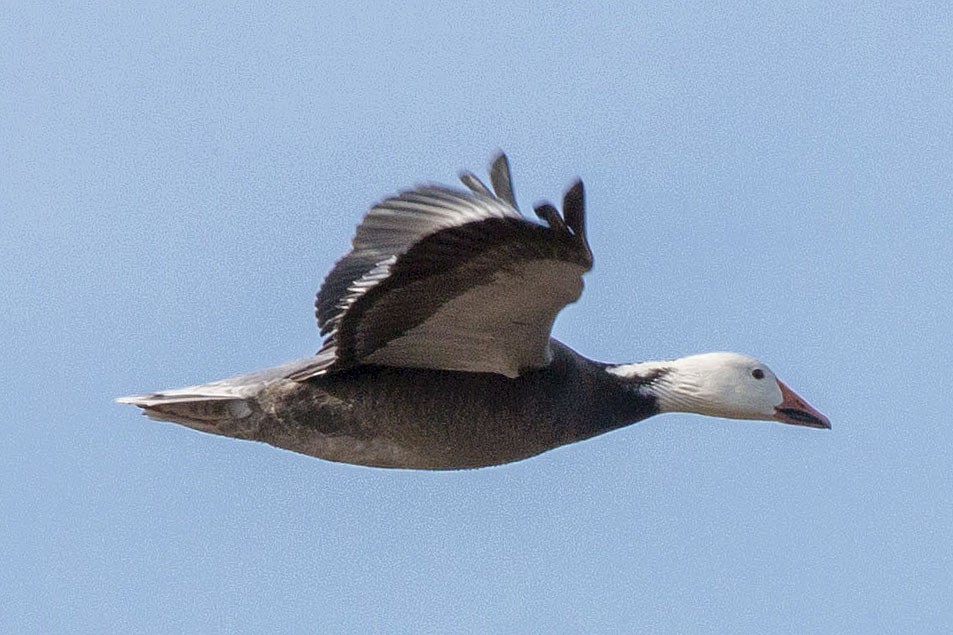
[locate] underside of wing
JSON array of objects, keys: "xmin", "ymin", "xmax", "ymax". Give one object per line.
[{"xmin": 288, "ymin": 154, "xmax": 592, "ymax": 382}]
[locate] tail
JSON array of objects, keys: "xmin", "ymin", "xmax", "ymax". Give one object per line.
[
  {"xmin": 115, "ymin": 358, "xmax": 315, "ymax": 434},
  {"xmin": 117, "ymin": 383, "xmax": 261, "ymax": 436}
]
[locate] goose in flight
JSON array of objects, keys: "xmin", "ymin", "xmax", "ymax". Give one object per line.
[{"xmin": 117, "ymin": 154, "xmax": 829, "ymax": 469}]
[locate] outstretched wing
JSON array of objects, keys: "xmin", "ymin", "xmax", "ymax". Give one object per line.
[{"xmin": 288, "ymin": 154, "xmax": 592, "ymax": 381}]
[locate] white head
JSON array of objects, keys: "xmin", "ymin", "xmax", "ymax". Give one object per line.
[{"xmin": 608, "ymin": 352, "xmax": 830, "ymax": 428}]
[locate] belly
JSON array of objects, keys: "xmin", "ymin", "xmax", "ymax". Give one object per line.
[{"xmin": 255, "ymin": 365, "xmax": 579, "ymax": 469}]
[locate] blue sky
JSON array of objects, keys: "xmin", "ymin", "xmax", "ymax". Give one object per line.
[{"xmin": 3, "ymin": 3, "xmax": 952, "ymax": 633}]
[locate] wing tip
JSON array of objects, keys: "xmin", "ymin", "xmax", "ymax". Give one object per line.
[
  {"xmin": 489, "ymin": 153, "xmax": 517, "ymax": 208},
  {"xmin": 563, "ymin": 179, "xmax": 586, "ymax": 236},
  {"xmin": 528, "ymin": 178, "xmax": 590, "ymax": 265}
]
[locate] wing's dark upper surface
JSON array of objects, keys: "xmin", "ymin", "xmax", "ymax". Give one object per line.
[{"xmin": 288, "ymin": 154, "xmax": 593, "ymax": 381}]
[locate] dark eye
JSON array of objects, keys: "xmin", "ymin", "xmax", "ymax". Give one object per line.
[{"xmin": 752, "ymin": 369, "xmax": 765, "ymax": 380}]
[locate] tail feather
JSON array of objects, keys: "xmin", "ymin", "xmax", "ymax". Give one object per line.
[
  {"xmin": 116, "ymin": 356, "xmax": 318, "ymax": 431},
  {"xmin": 117, "ymin": 370, "xmax": 274, "ymax": 431},
  {"xmin": 116, "ymin": 391, "xmax": 253, "ymax": 427}
]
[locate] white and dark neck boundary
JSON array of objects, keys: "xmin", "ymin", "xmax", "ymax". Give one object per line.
[{"xmin": 605, "ymin": 359, "xmax": 702, "ymax": 415}]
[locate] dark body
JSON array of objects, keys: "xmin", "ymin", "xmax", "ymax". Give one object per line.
[{"xmin": 251, "ymin": 341, "xmax": 657, "ymax": 469}]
